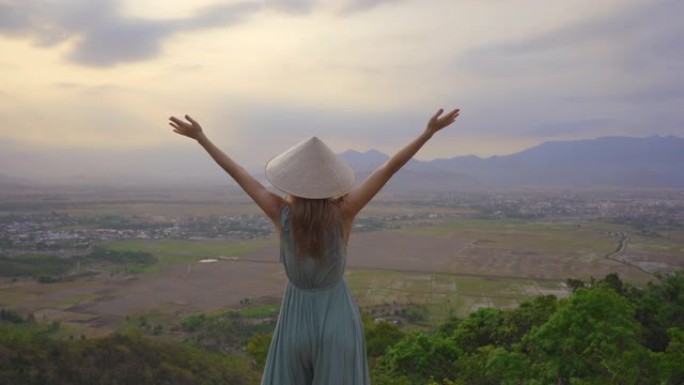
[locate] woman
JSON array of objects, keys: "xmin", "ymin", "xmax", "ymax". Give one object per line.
[{"xmin": 168, "ymin": 107, "xmax": 460, "ymax": 385}]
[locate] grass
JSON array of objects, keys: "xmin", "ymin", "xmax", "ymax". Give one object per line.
[
  {"xmin": 5, "ymin": 207, "xmax": 682, "ymax": 335},
  {"xmin": 628, "ymin": 231, "xmax": 684, "ymax": 255},
  {"xmin": 398, "ymin": 219, "xmax": 619, "ymax": 255},
  {"xmin": 345, "ymin": 268, "xmax": 567, "ymax": 322},
  {"xmin": 0, "ymin": 278, "xmax": 116, "ymax": 319},
  {"xmin": 238, "ymin": 304, "xmax": 280, "ymax": 318},
  {"xmin": 101, "ymin": 238, "xmax": 276, "ymax": 272}
]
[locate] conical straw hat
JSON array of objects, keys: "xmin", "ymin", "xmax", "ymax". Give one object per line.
[{"xmin": 265, "ymin": 137, "xmax": 356, "ymax": 199}]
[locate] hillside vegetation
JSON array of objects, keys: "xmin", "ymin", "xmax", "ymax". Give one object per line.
[
  {"xmin": 366, "ymin": 271, "xmax": 684, "ymax": 385},
  {"xmin": 1, "ymin": 271, "xmax": 682, "ymax": 385}
]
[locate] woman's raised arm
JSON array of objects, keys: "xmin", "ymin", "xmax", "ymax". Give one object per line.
[
  {"xmin": 340, "ymin": 108, "xmax": 460, "ymax": 221},
  {"xmin": 169, "ymin": 115, "xmax": 285, "ymax": 224}
]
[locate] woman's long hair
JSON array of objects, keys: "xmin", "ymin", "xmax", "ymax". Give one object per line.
[{"xmin": 288, "ymin": 195, "xmax": 346, "ymax": 262}]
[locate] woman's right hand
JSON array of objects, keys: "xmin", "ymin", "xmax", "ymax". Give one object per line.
[
  {"xmin": 425, "ymin": 108, "xmax": 460, "ymax": 136},
  {"xmin": 169, "ymin": 114, "xmax": 204, "ymax": 140}
]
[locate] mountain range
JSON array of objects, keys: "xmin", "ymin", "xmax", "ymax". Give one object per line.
[
  {"xmin": 1, "ymin": 136, "xmax": 683, "ymax": 190},
  {"xmin": 340, "ymin": 135, "xmax": 684, "ymax": 191}
]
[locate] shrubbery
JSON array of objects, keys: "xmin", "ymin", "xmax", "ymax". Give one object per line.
[
  {"xmin": 2, "ymin": 270, "xmax": 682, "ymax": 384},
  {"xmin": 0, "ymin": 248, "xmax": 156, "ymax": 282},
  {"xmin": 0, "ymin": 321, "xmax": 258, "ymax": 385},
  {"xmin": 371, "ymin": 270, "xmax": 684, "ymax": 385}
]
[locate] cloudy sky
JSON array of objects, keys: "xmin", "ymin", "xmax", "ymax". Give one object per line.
[{"xmin": 0, "ymin": 0, "xmax": 682, "ymax": 180}]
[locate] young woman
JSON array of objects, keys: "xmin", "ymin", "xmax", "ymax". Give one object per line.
[{"xmin": 168, "ymin": 107, "xmax": 460, "ymax": 385}]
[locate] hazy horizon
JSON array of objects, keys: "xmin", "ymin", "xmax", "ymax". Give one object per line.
[
  {"xmin": 1, "ymin": 134, "xmax": 682, "ymax": 188},
  {"xmin": 1, "ymin": 0, "xmax": 683, "ymax": 182}
]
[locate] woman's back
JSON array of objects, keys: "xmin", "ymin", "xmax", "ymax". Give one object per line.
[
  {"xmin": 279, "ymin": 205, "xmax": 346, "ymax": 290},
  {"xmin": 261, "ymin": 205, "xmax": 370, "ymax": 385}
]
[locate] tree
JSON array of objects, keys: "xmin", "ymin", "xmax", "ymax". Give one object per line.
[
  {"xmin": 498, "ymin": 295, "xmax": 557, "ymax": 348},
  {"xmin": 660, "ymin": 327, "xmax": 684, "ymax": 385},
  {"xmin": 627, "ymin": 270, "xmax": 684, "ymax": 352},
  {"xmin": 363, "ymin": 315, "xmax": 405, "ymax": 359},
  {"xmin": 523, "ymin": 287, "xmax": 652, "ymax": 384},
  {"xmin": 374, "ymin": 332, "xmax": 461, "ymax": 383},
  {"xmin": 451, "ymin": 308, "xmax": 503, "ymax": 353},
  {"xmin": 246, "ymin": 332, "xmax": 272, "ymax": 370}
]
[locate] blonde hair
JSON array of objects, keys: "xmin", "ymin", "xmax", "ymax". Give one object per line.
[{"xmin": 288, "ymin": 195, "xmax": 346, "ymax": 262}]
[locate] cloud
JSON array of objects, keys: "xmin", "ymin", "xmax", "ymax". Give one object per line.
[
  {"xmin": 50, "ymin": 82, "xmax": 124, "ymax": 97},
  {"xmin": 263, "ymin": 0, "xmax": 316, "ymax": 14},
  {"xmin": 457, "ymin": 0, "xmax": 682, "ymax": 78},
  {"xmin": 0, "ymin": 0, "xmax": 261, "ymax": 67},
  {"xmin": 183, "ymin": 96, "xmax": 437, "ymax": 168},
  {"xmin": 0, "ymin": 0, "xmax": 408, "ymax": 67},
  {"xmin": 211, "ymin": 98, "xmax": 428, "ymax": 142},
  {"xmin": 337, "ymin": 0, "xmax": 406, "ymax": 15},
  {"xmin": 444, "ymin": 0, "xmax": 684, "ymax": 141},
  {"xmin": 1, "ymin": 0, "xmax": 681, "ymax": 164}
]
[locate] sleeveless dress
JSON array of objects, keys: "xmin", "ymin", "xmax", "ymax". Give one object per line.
[{"xmin": 260, "ymin": 206, "xmax": 370, "ymax": 385}]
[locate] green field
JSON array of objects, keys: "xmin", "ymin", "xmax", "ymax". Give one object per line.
[
  {"xmin": 4, "ymin": 207, "xmax": 682, "ymax": 336},
  {"xmin": 102, "ymin": 238, "xmax": 276, "ymax": 271},
  {"xmin": 400, "ymin": 219, "xmax": 619, "ymax": 254},
  {"xmin": 345, "ymin": 268, "xmax": 566, "ymax": 322},
  {"xmin": 98, "ymin": 217, "xmax": 681, "ymax": 323}
]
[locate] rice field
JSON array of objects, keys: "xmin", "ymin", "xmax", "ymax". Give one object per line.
[{"xmin": 3, "ymin": 213, "xmax": 682, "ymax": 334}]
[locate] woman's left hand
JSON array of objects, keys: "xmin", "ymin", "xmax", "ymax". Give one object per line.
[
  {"xmin": 169, "ymin": 114, "xmax": 204, "ymax": 140},
  {"xmin": 425, "ymin": 108, "xmax": 460, "ymax": 136}
]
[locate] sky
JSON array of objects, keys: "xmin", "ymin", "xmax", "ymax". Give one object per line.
[{"xmin": 0, "ymin": 0, "xmax": 682, "ymax": 180}]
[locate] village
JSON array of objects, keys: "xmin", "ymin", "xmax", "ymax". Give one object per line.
[{"xmin": 2, "ymin": 188, "xmax": 683, "ymax": 257}]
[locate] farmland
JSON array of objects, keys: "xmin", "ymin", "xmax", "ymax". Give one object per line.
[{"xmin": 1, "ymin": 184, "xmax": 683, "ymax": 335}]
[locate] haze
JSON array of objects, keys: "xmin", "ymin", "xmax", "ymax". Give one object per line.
[{"xmin": 0, "ymin": 0, "xmax": 682, "ymax": 182}]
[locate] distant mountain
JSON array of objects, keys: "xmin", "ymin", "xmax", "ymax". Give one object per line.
[
  {"xmin": 1, "ymin": 136, "xmax": 682, "ymax": 190},
  {"xmin": 339, "ymin": 150, "xmax": 484, "ymax": 192},
  {"xmin": 341, "ymin": 136, "xmax": 684, "ymax": 190},
  {"xmin": 340, "ymin": 149, "xmax": 389, "ymax": 171},
  {"xmin": 431, "ymin": 135, "xmax": 684, "ymax": 188},
  {"xmin": 0, "ymin": 173, "xmax": 32, "ymax": 186}
]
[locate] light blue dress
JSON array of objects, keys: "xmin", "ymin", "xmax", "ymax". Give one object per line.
[{"xmin": 260, "ymin": 206, "xmax": 370, "ymax": 385}]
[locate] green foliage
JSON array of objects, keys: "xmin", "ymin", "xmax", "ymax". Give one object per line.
[
  {"xmin": 238, "ymin": 304, "xmax": 280, "ymax": 318},
  {"xmin": 435, "ymin": 316, "xmax": 461, "ymax": 337},
  {"xmin": 451, "ymin": 308, "xmax": 503, "ymax": 353},
  {"xmin": 404, "ymin": 304, "xmax": 429, "ymax": 324},
  {"xmin": 48, "ymin": 320, "xmax": 60, "ymax": 333},
  {"xmin": 0, "ymin": 308, "xmax": 26, "ymax": 324},
  {"xmin": 0, "ymin": 248, "xmax": 156, "ymax": 282},
  {"xmin": 86, "ymin": 247, "xmax": 157, "ymax": 266},
  {"xmin": 2, "ymin": 271, "xmax": 682, "ymax": 384},
  {"xmin": 0, "ymin": 254, "xmax": 73, "ymax": 278},
  {"xmin": 371, "ymin": 271, "xmax": 684, "ymax": 385},
  {"xmin": 660, "ymin": 327, "xmax": 684, "ymax": 384},
  {"xmin": 374, "ymin": 332, "xmax": 462, "ymax": 383},
  {"xmin": 180, "ymin": 314, "xmax": 206, "ymax": 332},
  {"xmin": 567, "ymin": 277, "xmax": 586, "ymax": 292},
  {"xmin": 38, "ymin": 275, "xmax": 59, "ymax": 283},
  {"xmin": 181, "ymin": 309, "xmax": 276, "ymax": 353},
  {"xmin": 497, "ymin": 294, "xmax": 557, "ymax": 348},
  {"xmin": 626, "ymin": 270, "xmax": 684, "ymax": 352},
  {"xmin": 484, "ymin": 348, "xmax": 531, "ymax": 385},
  {"xmin": 523, "ymin": 287, "xmax": 649, "ymax": 384},
  {"xmin": 363, "ymin": 316, "xmax": 405, "ymax": 358},
  {"xmin": 0, "ymin": 324, "xmax": 259, "ymax": 385},
  {"xmin": 246, "ymin": 332, "xmax": 272, "ymax": 370},
  {"xmin": 138, "ymin": 315, "xmax": 149, "ymax": 328}
]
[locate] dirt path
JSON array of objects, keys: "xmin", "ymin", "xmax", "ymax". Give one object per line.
[{"xmin": 603, "ymin": 232, "xmax": 655, "ymax": 277}]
